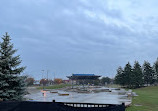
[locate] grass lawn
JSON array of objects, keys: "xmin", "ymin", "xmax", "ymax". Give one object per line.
[
  {"xmin": 126, "ymin": 86, "xmax": 158, "ymax": 111},
  {"xmin": 36, "ymin": 84, "xmax": 72, "ymax": 89}
]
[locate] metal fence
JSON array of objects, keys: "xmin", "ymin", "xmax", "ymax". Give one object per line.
[
  {"xmin": 53, "ymin": 100, "xmax": 124, "ymax": 108},
  {"xmin": 0, "ymin": 101, "xmax": 125, "ymax": 111}
]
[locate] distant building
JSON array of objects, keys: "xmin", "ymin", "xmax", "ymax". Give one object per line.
[
  {"xmin": 67, "ymin": 74, "xmax": 101, "ymax": 80},
  {"xmin": 67, "ymin": 74, "xmax": 101, "ymax": 87},
  {"xmin": 33, "ymin": 80, "xmax": 40, "ymax": 86},
  {"xmin": 63, "ymin": 80, "xmax": 70, "ymax": 84}
]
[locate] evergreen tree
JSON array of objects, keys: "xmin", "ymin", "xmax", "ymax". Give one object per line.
[
  {"xmin": 153, "ymin": 58, "xmax": 158, "ymax": 81},
  {"xmin": 0, "ymin": 33, "xmax": 26, "ymax": 101},
  {"xmin": 101, "ymin": 77, "xmax": 111, "ymax": 85},
  {"xmin": 115, "ymin": 66, "xmax": 124, "ymax": 86},
  {"xmin": 142, "ymin": 61, "xmax": 154, "ymax": 86},
  {"xmin": 123, "ymin": 62, "xmax": 133, "ymax": 88},
  {"xmin": 133, "ymin": 61, "xmax": 143, "ymax": 88}
]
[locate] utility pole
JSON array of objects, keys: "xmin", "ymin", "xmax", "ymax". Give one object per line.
[
  {"xmin": 47, "ymin": 70, "xmax": 48, "ymax": 80},
  {"xmin": 54, "ymin": 72, "xmax": 56, "ymax": 85}
]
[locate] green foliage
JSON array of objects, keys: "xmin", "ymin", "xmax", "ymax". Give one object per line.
[
  {"xmin": 0, "ymin": 33, "xmax": 26, "ymax": 101},
  {"xmin": 115, "ymin": 66, "xmax": 124, "ymax": 85},
  {"xmin": 92, "ymin": 79, "xmax": 100, "ymax": 85},
  {"xmin": 115, "ymin": 62, "xmax": 135, "ymax": 88},
  {"xmin": 115, "ymin": 60, "xmax": 157, "ymax": 88},
  {"xmin": 100, "ymin": 77, "xmax": 112, "ymax": 85},
  {"xmin": 115, "ymin": 59, "xmax": 158, "ymax": 110},
  {"xmin": 132, "ymin": 61, "xmax": 143, "ymax": 88},
  {"xmin": 142, "ymin": 61, "xmax": 155, "ymax": 85},
  {"xmin": 153, "ymin": 58, "xmax": 158, "ymax": 81},
  {"xmin": 126, "ymin": 86, "xmax": 158, "ymax": 111},
  {"xmin": 123, "ymin": 62, "xmax": 133, "ymax": 87}
]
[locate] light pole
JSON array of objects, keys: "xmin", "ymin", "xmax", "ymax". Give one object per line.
[
  {"xmin": 47, "ymin": 70, "xmax": 49, "ymax": 86},
  {"xmin": 41, "ymin": 70, "xmax": 44, "ymax": 90}
]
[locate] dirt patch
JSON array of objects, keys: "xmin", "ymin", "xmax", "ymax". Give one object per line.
[{"xmin": 134, "ymin": 104, "xmax": 142, "ymax": 106}]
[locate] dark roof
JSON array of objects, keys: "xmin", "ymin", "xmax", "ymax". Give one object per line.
[
  {"xmin": 67, "ymin": 74, "xmax": 101, "ymax": 80},
  {"xmin": 73, "ymin": 74, "xmax": 95, "ymax": 76}
]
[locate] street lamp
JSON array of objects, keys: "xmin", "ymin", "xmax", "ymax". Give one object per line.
[{"xmin": 41, "ymin": 70, "xmax": 44, "ymax": 90}]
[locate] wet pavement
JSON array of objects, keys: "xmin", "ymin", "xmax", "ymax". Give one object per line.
[{"xmin": 25, "ymin": 87, "xmax": 131, "ymax": 105}]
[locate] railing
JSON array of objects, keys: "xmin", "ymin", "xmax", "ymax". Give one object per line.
[{"xmin": 52, "ymin": 100, "xmax": 125, "ymax": 108}]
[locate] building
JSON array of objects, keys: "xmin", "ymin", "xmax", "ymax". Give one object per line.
[
  {"xmin": 67, "ymin": 74, "xmax": 101, "ymax": 87},
  {"xmin": 67, "ymin": 74, "xmax": 101, "ymax": 80}
]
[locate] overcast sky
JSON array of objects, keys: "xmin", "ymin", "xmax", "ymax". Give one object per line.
[{"xmin": 0, "ymin": 0, "xmax": 158, "ymax": 80}]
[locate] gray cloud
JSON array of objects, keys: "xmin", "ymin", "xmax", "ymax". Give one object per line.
[{"xmin": 0, "ymin": 0, "xmax": 158, "ymax": 79}]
